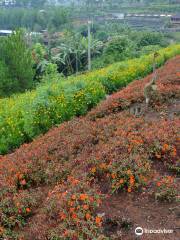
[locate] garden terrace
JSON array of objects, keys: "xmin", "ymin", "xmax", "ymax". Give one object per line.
[
  {"xmin": 0, "ymin": 55, "xmax": 179, "ymax": 239},
  {"xmin": 0, "ymin": 44, "xmax": 180, "ymax": 155}
]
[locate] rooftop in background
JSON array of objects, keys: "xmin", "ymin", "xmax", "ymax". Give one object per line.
[
  {"xmin": 0, "ymin": 30, "xmax": 42, "ymax": 37},
  {"xmin": 0, "ymin": 30, "xmax": 13, "ymax": 36},
  {"xmin": 171, "ymin": 14, "xmax": 180, "ymax": 19},
  {"xmin": 0, "ymin": 0, "xmax": 16, "ymax": 6},
  {"xmin": 171, "ymin": 14, "xmax": 180, "ymax": 24}
]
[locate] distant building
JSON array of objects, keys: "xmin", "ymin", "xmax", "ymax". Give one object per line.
[
  {"xmin": 171, "ymin": 14, "xmax": 180, "ymax": 25},
  {"xmin": 0, "ymin": 0, "xmax": 16, "ymax": 6},
  {"xmin": 46, "ymin": 0, "xmax": 68, "ymax": 6},
  {"xmin": 0, "ymin": 30, "xmax": 12, "ymax": 36}
]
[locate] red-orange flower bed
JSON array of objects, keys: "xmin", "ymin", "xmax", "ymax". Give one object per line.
[{"xmin": 0, "ymin": 56, "xmax": 179, "ymax": 239}]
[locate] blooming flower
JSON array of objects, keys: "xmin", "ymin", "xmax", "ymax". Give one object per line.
[
  {"xmin": 79, "ymin": 194, "xmax": 88, "ymax": 201},
  {"xmin": 91, "ymin": 167, "xmax": 96, "ymax": 174},
  {"xmin": 72, "ymin": 213, "xmax": 77, "ymax": 219},
  {"xmin": 95, "ymin": 216, "xmax": 102, "ymax": 226},
  {"xmin": 70, "ymin": 207, "xmax": 75, "ymax": 213},
  {"xmin": 129, "ymin": 176, "xmax": 135, "ymax": 185},
  {"xmin": 26, "ymin": 208, "xmax": 31, "ymax": 213},
  {"xmin": 157, "ymin": 182, "xmax": 161, "ymax": 187},
  {"xmin": 119, "ymin": 178, "xmax": 124, "ymax": 184},
  {"xmin": 83, "ymin": 205, "xmax": 89, "ymax": 210},
  {"xmin": 20, "ymin": 179, "xmax": 26, "ymax": 186},
  {"xmin": 85, "ymin": 213, "xmax": 91, "ymax": 220},
  {"xmin": 59, "ymin": 212, "xmax": 66, "ymax": 220},
  {"xmin": 71, "ymin": 194, "xmax": 76, "ymax": 200},
  {"xmin": 111, "ymin": 173, "xmax": 117, "ymax": 179},
  {"xmin": 162, "ymin": 143, "xmax": 169, "ymax": 152}
]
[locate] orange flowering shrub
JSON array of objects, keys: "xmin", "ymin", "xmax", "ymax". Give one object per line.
[
  {"xmin": 0, "ymin": 56, "xmax": 179, "ymax": 238},
  {"xmin": 88, "ymin": 154, "xmax": 150, "ymax": 194},
  {"xmin": 154, "ymin": 142, "xmax": 178, "ymax": 163},
  {"xmin": 0, "ymin": 189, "xmax": 37, "ymax": 239},
  {"xmin": 89, "ymin": 162, "xmax": 109, "ymax": 181},
  {"xmin": 110, "ymin": 161, "xmax": 150, "ymax": 194},
  {"xmin": 155, "ymin": 176, "xmax": 177, "ymax": 202},
  {"xmin": 44, "ymin": 178, "xmax": 107, "ymax": 239}
]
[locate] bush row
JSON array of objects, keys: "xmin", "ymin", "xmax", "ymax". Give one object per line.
[{"xmin": 0, "ymin": 44, "xmax": 180, "ymax": 154}]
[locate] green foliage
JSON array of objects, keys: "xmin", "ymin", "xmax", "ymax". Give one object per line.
[
  {"xmin": 92, "ymin": 36, "xmax": 135, "ymax": 69},
  {"xmin": 91, "ymin": 28, "xmax": 170, "ymax": 70},
  {"xmin": 0, "ymin": 44, "xmax": 179, "ymax": 154},
  {"xmin": 0, "ymin": 61, "xmax": 12, "ymax": 97},
  {"xmin": 103, "ymin": 1, "xmax": 180, "ymax": 13},
  {"xmin": 96, "ymin": 31, "xmax": 109, "ymax": 42},
  {"xmin": 139, "ymin": 45, "xmax": 162, "ymax": 55},
  {"xmin": 0, "ymin": 30, "xmax": 34, "ymax": 97},
  {"xmin": 32, "ymin": 43, "xmax": 47, "ymax": 62},
  {"xmin": 51, "ymin": 32, "xmax": 103, "ymax": 75},
  {"xmin": 45, "ymin": 63, "xmax": 58, "ymax": 75},
  {"xmin": 104, "ymin": 36, "xmax": 130, "ymax": 57},
  {"xmin": 137, "ymin": 32, "xmax": 167, "ymax": 47},
  {"xmin": 0, "ymin": 7, "xmax": 70, "ymax": 32},
  {"xmin": 31, "ymin": 43, "xmax": 55, "ymax": 80},
  {"xmin": 48, "ymin": 8, "xmax": 69, "ymax": 31},
  {"xmin": 16, "ymin": 0, "xmax": 46, "ymax": 8}
]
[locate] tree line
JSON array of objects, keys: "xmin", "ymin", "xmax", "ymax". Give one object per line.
[{"xmin": 0, "ymin": 7, "xmax": 70, "ymax": 32}]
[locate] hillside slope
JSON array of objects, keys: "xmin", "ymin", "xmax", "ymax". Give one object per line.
[
  {"xmin": 0, "ymin": 56, "xmax": 179, "ymax": 240},
  {"xmin": 0, "ymin": 44, "xmax": 180, "ymax": 155}
]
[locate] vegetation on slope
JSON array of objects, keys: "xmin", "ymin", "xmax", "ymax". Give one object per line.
[
  {"xmin": 0, "ymin": 44, "xmax": 180, "ymax": 154},
  {"xmin": 0, "ymin": 56, "xmax": 179, "ymax": 239}
]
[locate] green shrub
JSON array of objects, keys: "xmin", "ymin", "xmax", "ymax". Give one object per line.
[
  {"xmin": 137, "ymin": 32, "xmax": 166, "ymax": 48},
  {"xmin": 140, "ymin": 45, "xmax": 161, "ymax": 56},
  {"xmin": 0, "ymin": 30, "xmax": 34, "ymax": 97},
  {"xmin": 92, "ymin": 35, "xmax": 135, "ymax": 69},
  {"xmin": 0, "ymin": 61, "xmax": 13, "ymax": 97}
]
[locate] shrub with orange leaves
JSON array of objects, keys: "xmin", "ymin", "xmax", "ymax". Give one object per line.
[
  {"xmin": 0, "ymin": 55, "xmax": 179, "ymax": 239},
  {"xmin": 95, "ymin": 216, "xmax": 102, "ymax": 226},
  {"xmin": 0, "ymin": 189, "xmax": 37, "ymax": 238},
  {"xmin": 155, "ymin": 176, "xmax": 177, "ymax": 202},
  {"xmin": 45, "ymin": 179, "xmax": 107, "ymax": 239},
  {"xmin": 109, "ymin": 156, "xmax": 151, "ymax": 193},
  {"xmin": 85, "ymin": 213, "xmax": 91, "ymax": 220},
  {"xmin": 162, "ymin": 143, "xmax": 169, "ymax": 152},
  {"xmin": 26, "ymin": 208, "xmax": 31, "ymax": 213},
  {"xmin": 88, "ymin": 161, "xmax": 109, "ymax": 181},
  {"xmin": 83, "ymin": 205, "xmax": 89, "ymax": 210},
  {"xmin": 79, "ymin": 193, "xmax": 88, "ymax": 201}
]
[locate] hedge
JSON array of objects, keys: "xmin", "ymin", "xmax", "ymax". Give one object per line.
[{"xmin": 0, "ymin": 44, "xmax": 180, "ymax": 154}]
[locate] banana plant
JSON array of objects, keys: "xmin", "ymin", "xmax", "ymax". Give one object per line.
[{"xmin": 51, "ymin": 32, "xmax": 103, "ymax": 75}]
